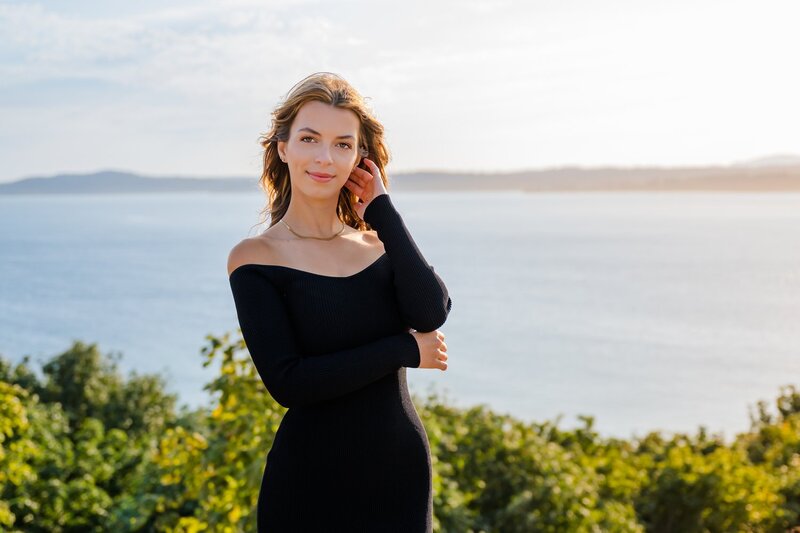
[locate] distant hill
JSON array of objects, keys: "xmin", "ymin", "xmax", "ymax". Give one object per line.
[
  {"xmin": 2, "ymin": 161, "xmax": 800, "ymax": 194},
  {"xmin": 396, "ymin": 164, "xmax": 800, "ymax": 192},
  {"xmin": 0, "ymin": 170, "xmax": 258, "ymax": 195}
]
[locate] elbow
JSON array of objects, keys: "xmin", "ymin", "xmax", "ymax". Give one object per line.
[
  {"xmin": 259, "ymin": 358, "xmax": 311, "ymax": 409},
  {"xmin": 265, "ymin": 384, "xmax": 293, "ymax": 409},
  {"xmin": 396, "ymin": 269, "xmax": 453, "ymax": 332},
  {"xmin": 266, "ymin": 386, "xmax": 303, "ymax": 409},
  {"xmin": 263, "ymin": 377, "xmax": 302, "ymax": 409},
  {"xmin": 265, "ymin": 374, "xmax": 317, "ymax": 409},
  {"xmin": 406, "ymin": 296, "xmax": 452, "ymax": 332}
]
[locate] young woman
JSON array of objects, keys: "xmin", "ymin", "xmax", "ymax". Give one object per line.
[{"xmin": 227, "ymin": 72, "xmax": 452, "ymax": 532}]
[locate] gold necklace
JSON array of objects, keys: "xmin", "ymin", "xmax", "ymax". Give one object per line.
[{"xmin": 280, "ymin": 218, "xmax": 346, "ymax": 240}]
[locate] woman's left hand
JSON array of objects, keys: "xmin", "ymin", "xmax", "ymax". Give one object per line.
[{"xmin": 344, "ymin": 157, "xmax": 388, "ymax": 219}]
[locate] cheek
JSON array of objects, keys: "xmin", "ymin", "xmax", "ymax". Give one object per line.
[
  {"xmin": 329, "ymin": 153, "xmax": 351, "ymax": 170},
  {"xmin": 289, "ymin": 143, "xmax": 308, "ymax": 157},
  {"xmin": 339, "ymin": 150, "xmax": 358, "ymax": 165}
]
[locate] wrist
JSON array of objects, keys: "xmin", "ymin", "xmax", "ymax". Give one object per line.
[{"xmin": 363, "ymin": 193, "xmax": 391, "ymax": 221}]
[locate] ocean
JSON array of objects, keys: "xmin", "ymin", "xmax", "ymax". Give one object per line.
[{"xmin": 1, "ymin": 190, "xmax": 798, "ymax": 440}]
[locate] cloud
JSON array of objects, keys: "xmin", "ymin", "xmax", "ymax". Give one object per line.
[{"xmin": 0, "ymin": 0, "xmax": 799, "ymax": 181}]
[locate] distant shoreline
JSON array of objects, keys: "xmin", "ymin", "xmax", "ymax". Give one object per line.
[{"xmin": 1, "ymin": 164, "xmax": 799, "ymax": 194}]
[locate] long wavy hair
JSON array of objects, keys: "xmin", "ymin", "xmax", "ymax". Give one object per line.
[{"xmin": 254, "ymin": 72, "xmax": 392, "ymax": 233}]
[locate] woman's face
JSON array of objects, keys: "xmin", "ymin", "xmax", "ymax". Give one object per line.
[{"xmin": 278, "ymin": 100, "xmax": 361, "ymax": 199}]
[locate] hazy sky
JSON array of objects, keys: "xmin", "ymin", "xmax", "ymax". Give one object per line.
[{"xmin": 1, "ymin": 0, "xmax": 798, "ymax": 182}]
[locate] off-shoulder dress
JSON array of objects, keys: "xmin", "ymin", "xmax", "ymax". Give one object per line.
[{"xmin": 228, "ymin": 193, "xmax": 453, "ymax": 532}]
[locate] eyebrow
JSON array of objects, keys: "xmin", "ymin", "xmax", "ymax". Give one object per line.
[{"xmin": 296, "ymin": 127, "xmax": 355, "ymax": 140}]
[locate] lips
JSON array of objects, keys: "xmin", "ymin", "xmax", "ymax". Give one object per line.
[{"xmin": 308, "ymin": 171, "xmax": 334, "ymax": 183}]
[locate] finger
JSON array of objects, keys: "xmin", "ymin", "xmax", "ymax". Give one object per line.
[
  {"xmin": 362, "ymin": 158, "xmax": 380, "ymax": 177},
  {"xmin": 436, "ymin": 331, "xmax": 444, "ymax": 340},
  {"xmin": 351, "ymin": 165, "xmax": 374, "ymax": 186},
  {"xmin": 440, "ymin": 361, "xmax": 448, "ymax": 371},
  {"xmin": 349, "ymin": 167, "xmax": 370, "ymax": 186},
  {"xmin": 437, "ymin": 350, "xmax": 447, "ymax": 361},
  {"xmin": 440, "ymin": 342, "xmax": 447, "ymax": 352},
  {"xmin": 345, "ymin": 178, "xmax": 363, "ymax": 196},
  {"xmin": 352, "ymin": 166, "xmax": 374, "ymax": 181}
]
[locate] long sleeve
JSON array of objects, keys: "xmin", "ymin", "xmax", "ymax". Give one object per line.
[
  {"xmin": 229, "ymin": 267, "xmax": 421, "ymax": 409},
  {"xmin": 363, "ymin": 193, "xmax": 452, "ymax": 332}
]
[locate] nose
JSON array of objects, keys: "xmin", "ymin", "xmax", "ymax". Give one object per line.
[{"xmin": 314, "ymin": 144, "xmax": 334, "ymax": 165}]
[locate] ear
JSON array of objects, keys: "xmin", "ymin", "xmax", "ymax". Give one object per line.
[{"xmin": 277, "ymin": 140, "xmax": 286, "ymax": 161}]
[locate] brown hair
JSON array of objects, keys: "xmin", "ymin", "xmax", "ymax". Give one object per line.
[{"xmin": 254, "ymin": 72, "xmax": 392, "ymax": 233}]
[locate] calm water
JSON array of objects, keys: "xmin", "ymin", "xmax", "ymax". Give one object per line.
[{"xmin": 1, "ymin": 191, "xmax": 798, "ymax": 440}]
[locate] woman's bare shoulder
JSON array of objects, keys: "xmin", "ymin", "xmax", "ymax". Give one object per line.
[
  {"xmin": 227, "ymin": 236, "xmax": 274, "ymax": 277},
  {"xmin": 360, "ymin": 229, "xmax": 385, "ymax": 251},
  {"xmin": 361, "ymin": 229, "xmax": 380, "ymax": 243}
]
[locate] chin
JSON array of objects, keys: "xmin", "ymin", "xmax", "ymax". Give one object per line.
[{"xmin": 297, "ymin": 185, "xmax": 341, "ymax": 199}]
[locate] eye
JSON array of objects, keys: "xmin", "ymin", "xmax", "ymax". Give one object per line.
[
  {"xmin": 300, "ymin": 136, "xmax": 315, "ymax": 143},
  {"xmin": 337, "ymin": 142, "xmax": 353, "ymax": 149}
]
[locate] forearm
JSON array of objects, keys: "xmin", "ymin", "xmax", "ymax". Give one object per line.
[
  {"xmin": 230, "ymin": 267, "xmax": 421, "ymax": 409},
  {"xmin": 364, "ymin": 193, "xmax": 452, "ymax": 331}
]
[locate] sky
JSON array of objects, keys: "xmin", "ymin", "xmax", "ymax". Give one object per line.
[{"xmin": 1, "ymin": 0, "xmax": 799, "ymax": 183}]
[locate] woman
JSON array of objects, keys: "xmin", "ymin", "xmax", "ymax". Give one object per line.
[{"xmin": 227, "ymin": 72, "xmax": 453, "ymax": 532}]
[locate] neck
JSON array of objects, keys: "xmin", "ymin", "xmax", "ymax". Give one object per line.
[{"xmin": 282, "ymin": 196, "xmax": 343, "ymax": 238}]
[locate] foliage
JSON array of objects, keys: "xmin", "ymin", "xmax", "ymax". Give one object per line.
[{"xmin": 1, "ymin": 336, "xmax": 799, "ymax": 531}]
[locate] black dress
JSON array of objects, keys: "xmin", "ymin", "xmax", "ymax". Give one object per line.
[{"xmin": 228, "ymin": 193, "xmax": 452, "ymax": 532}]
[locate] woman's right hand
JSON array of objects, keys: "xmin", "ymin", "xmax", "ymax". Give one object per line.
[{"xmin": 409, "ymin": 329, "xmax": 448, "ymax": 371}]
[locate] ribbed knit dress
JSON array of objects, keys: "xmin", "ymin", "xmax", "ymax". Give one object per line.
[{"xmin": 228, "ymin": 193, "xmax": 452, "ymax": 532}]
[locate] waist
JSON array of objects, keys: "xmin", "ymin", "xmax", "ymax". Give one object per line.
[{"xmin": 278, "ymin": 375, "xmax": 424, "ymax": 441}]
